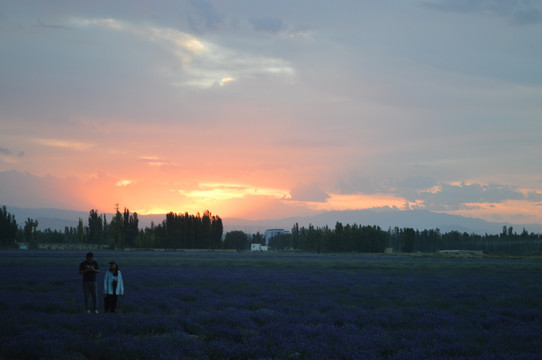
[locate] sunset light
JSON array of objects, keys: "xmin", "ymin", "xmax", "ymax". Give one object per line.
[
  {"xmin": 1, "ymin": 1, "xmax": 541, "ymax": 230},
  {"xmin": 178, "ymin": 183, "xmax": 290, "ymax": 201}
]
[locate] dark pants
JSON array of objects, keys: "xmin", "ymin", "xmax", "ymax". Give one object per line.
[
  {"xmin": 104, "ymin": 294, "xmax": 118, "ymax": 313},
  {"xmin": 82, "ymin": 281, "xmax": 97, "ymax": 312}
]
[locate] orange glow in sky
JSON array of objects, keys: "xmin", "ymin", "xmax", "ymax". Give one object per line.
[
  {"xmin": 301, "ymin": 193, "xmax": 406, "ymax": 212},
  {"xmin": 1, "ymin": 2, "xmax": 542, "ymax": 228}
]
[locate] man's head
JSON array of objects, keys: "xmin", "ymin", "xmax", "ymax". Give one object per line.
[{"xmin": 86, "ymin": 252, "xmax": 94, "ymax": 261}]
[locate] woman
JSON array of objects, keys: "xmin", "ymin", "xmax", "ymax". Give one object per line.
[{"xmin": 103, "ymin": 260, "xmax": 124, "ymax": 313}]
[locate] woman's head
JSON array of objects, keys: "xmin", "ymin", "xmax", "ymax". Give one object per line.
[{"xmin": 109, "ymin": 261, "xmax": 119, "ymax": 271}]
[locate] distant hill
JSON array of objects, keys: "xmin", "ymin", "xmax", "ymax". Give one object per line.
[
  {"xmin": 222, "ymin": 209, "xmax": 542, "ymax": 236},
  {"xmin": 6, "ymin": 206, "xmax": 88, "ymax": 230},
  {"xmin": 4, "ymin": 205, "xmax": 542, "ymax": 236},
  {"xmin": 4, "ymin": 206, "xmax": 163, "ymax": 231}
]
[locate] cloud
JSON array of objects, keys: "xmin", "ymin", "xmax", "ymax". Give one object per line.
[
  {"xmin": 337, "ymin": 172, "xmax": 531, "ymax": 211},
  {"xmin": 178, "ymin": 183, "xmax": 290, "ymax": 201},
  {"xmin": 0, "ymin": 147, "xmax": 11, "ymax": 155},
  {"xmin": 512, "ymin": 7, "xmax": 542, "ymax": 25},
  {"xmin": 423, "ymin": 0, "xmax": 542, "ymax": 25},
  {"xmin": 336, "ymin": 174, "xmax": 392, "ymax": 195},
  {"xmin": 396, "ymin": 176, "xmax": 438, "ymax": 192},
  {"xmin": 34, "ymin": 138, "xmax": 92, "ymax": 151},
  {"xmin": 36, "ymin": 18, "xmax": 72, "ymax": 30},
  {"xmin": 73, "ymin": 17, "xmax": 295, "ymax": 89},
  {"xmin": 274, "ymin": 136, "xmax": 344, "ymax": 149},
  {"xmin": 289, "ymin": 183, "xmax": 330, "ymax": 203},
  {"xmin": 0, "ymin": 145, "xmax": 24, "ymax": 165},
  {"xmin": 139, "ymin": 156, "xmax": 171, "ymax": 167},
  {"xmin": 416, "ymin": 182, "xmax": 526, "ymax": 211},
  {"xmin": 0, "ymin": 170, "xmax": 86, "ymax": 210},
  {"xmin": 116, "ymin": 180, "xmax": 133, "ymax": 187},
  {"xmin": 0, "ymin": 146, "xmax": 24, "ymax": 164},
  {"xmin": 526, "ymin": 191, "xmax": 542, "ymax": 202},
  {"xmin": 186, "ymin": 0, "xmax": 224, "ymax": 33},
  {"xmin": 250, "ymin": 16, "xmax": 285, "ymax": 34}
]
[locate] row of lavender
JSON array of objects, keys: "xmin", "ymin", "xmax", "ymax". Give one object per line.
[{"xmin": 1, "ymin": 251, "xmax": 541, "ymax": 359}]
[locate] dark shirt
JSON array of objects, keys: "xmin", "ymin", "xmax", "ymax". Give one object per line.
[
  {"xmin": 111, "ymin": 270, "xmax": 118, "ymax": 293},
  {"xmin": 79, "ymin": 260, "xmax": 99, "ymax": 281}
]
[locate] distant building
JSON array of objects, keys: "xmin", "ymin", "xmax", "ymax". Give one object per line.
[
  {"xmin": 251, "ymin": 244, "xmax": 268, "ymax": 251},
  {"xmin": 264, "ymin": 229, "xmax": 289, "ymax": 245}
]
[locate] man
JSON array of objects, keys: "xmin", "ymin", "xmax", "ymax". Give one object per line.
[{"xmin": 79, "ymin": 252, "xmax": 100, "ymax": 314}]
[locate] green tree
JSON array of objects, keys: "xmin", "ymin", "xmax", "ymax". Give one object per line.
[
  {"xmin": 0, "ymin": 206, "xmax": 18, "ymax": 248},
  {"xmin": 210, "ymin": 214, "xmax": 223, "ymax": 249},
  {"xmin": 291, "ymin": 223, "xmax": 300, "ymax": 249},
  {"xmin": 269, "ymin": 233, "xmax": 293, "ymax": 250},
  {"xmin": 24, "ymin": 218, "xmax": 39, "ymax": 249},
  {"xmin": 251, "ymin": 232, "xmax": 265, "ymax": 245},
  {"xmin": 123, "ymin": 208, "xmax": 138, "ymax": 248},
  {"xmin": 223, "ymin": 231, "xmax": 249, "ymax": 251},
  {"xmin": 77, "ymin": 218, "xmax": 85, "ymax": 243},
  {"xmin": 88, "ymin": 209, "xmax": 103, "ymax": 244},
  {"xmin": 202, "ymin": 210, "xmax": 212, "ymax": 248},
  {"xmin": 110, "ymin": 210, "xmax": 123, "ymax": 249},
  {"xmin": 401, "ymin": 228, "xmax": 416, "ymax": 253}
]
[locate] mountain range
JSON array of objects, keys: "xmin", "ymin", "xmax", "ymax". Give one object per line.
[{"xmin": 4, "ymin": 205, "xmax": 542, "ymax": 236}]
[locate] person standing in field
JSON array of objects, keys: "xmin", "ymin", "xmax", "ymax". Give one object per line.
[
  {"xmin": 103, "ymin": 260, "xmax": 124, "ymax": 313},
  {"xmin": 79, "ymin": 252, "xmax": 100, "ymax": 314}
]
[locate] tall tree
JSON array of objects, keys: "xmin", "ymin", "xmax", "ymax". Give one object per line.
[
  {"xmin": 251, "ymin": 232, "xmax": 265, "ymax": 246},
  {"xmin": 77, "ymin": 218, "xmax": 85, "ymax": 243},
  {"xmin": 202, "ymin": 210, "xmax": 212, "ymax": 248},
  {"xmin": 110, "ymin": 210, "xmax": 123, "ymax": 249},
  {"xmin": 24, "ymin": 218, "xmax": 39, "ymax": 249},
  {"xmin": 0, "ymin": 206, "xmax": 18, "ymax": 248},
  {"xmin": 401, "ymin": 228, "xmax": 416, "ymax": 253},
  {"xmin": 88, "ymin": 209, "xmax": 103, "ymax": 244},
  {"xmin": 123, "ymin": 208, "xmax": 138, "ymax": 248},
  {"xmin": 210, "ymin": 213, "xmax": 223, "ymax": 249}
]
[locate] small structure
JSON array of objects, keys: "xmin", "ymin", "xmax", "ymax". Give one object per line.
[
  {"xmin": 251, "ymin": 244, "xmax": 268, "ymax": 251},
  {"xmin": 18, "ymin": 244, "xmax": 28, "ymax": 250}
]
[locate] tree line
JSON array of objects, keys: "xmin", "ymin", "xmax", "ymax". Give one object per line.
[
  {"xmin": 261, "ymin": 222, "xmax": 542, "ymax": 255},
  {"xmin": 0, "ymin": 206, "xmax": 223, "ymax": 250},
  {"xmin": 213, "ymin": 222, "xmax": 542, "ymax": 255},
  {"xmin": 1, "ymin": 205, "xmax": 542, "ymax": 255}
]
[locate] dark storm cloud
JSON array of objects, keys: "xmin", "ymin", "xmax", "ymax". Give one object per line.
[{"xmin": 423, "ymin": 0, "xmax": 542, "ymax": 25}]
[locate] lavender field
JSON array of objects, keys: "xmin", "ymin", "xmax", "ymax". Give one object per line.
[{"xmin": 1, "ymin": 251, "xmax": 541, "ymax": 359}]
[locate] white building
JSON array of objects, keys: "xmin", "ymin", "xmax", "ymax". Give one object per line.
[{"xmin": 251, "ymin": 244, "xmax": 268, "ymax": 251}]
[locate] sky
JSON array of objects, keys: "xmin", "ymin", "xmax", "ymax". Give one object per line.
[{"xmin": 1, "ymin": 0, "xmax": 542, "ymax": 225}]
